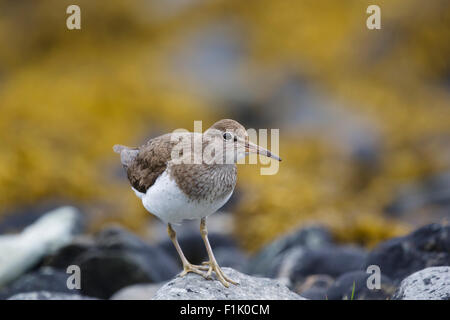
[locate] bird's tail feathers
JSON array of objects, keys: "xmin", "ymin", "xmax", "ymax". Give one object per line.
[
  {"xmin": 113, "ymin": 144, "xmax": 139, "ymax": 167},
  {"xmin": 113, "ymin": 144, "xmax": 128, "ymax": 154}
]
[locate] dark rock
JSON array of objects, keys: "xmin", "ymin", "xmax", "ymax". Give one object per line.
[
  {"xmin": 153, "ymin": 267, "xmax": 305, "ymax": 300},
  {"xmin": 157, "ymin": 231, "xmax": 237, "ymax": 267},
  {"xmin": 214, "ymin": 247, "xmax": 248, "ymax": 272},
  {"xmin": 301, "ymin": 287, "xmax": 329, "ymax": 300},
  {"xmin": 42, "ymin": 237, "xmax": 93, "ymax": 269},
  {"xmin": 45, "ymin": 225, "xmax": 179, "ymax": 299},
  {"xmin": 246, "ymin": 225, "xmax": 333, "ymax": 275},
  {"xmin": 148, "ymin": 211, "xmax": 235, "ymax": 242},
  {"xmin": 269, "ymin": 245, "xmax": 367, "ymax": 287},
  {"xmin": 296, "ymin": 274, "xmax": 334, "ymax": 300},
  {"xmin": 393, "ymin": 266, "xmax": 450, "ymax": 300},
  {"xmin": 0, "ymin": 267, "xmax": 78, "ymax": 299},
  {"xmin": 326, "ymin": 271, "xmax": 396, "ymax": 300},
  {"xmin": 8, "ymin": 291, "xmax": 96, "ymax": 300},
  {"xmin": 363, "ymin": 223, "xmax": 450, "ymax": 283}
]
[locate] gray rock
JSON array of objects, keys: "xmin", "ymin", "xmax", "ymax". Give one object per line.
[
  {"xmin": 364, "ymin": 223, "xmax": 450, "ymax": 283},
  {"xmin": 0, "ymin": 203, "xmax": 84, "ymax": 235},
  {"xmin": 246, "ymin": 225, "xmax": 333, "ymax": 275},
  {"xmin": 393, "ymin": 267, "xmax": 450, "ymax": 300},
  {"xmin": 8, "ymin": 291, "xmax": 96, "ymax": 300},
  {"xmin": 153, "ymin": 267, "xmax": 305, "ymax": 300},
  {"xmin": 110, "ymin": 283, "xmax": 163, "ymax": 300},
  {"xmin": 0, "ymin": 267, "xmax": 78, "ymax": 299},
  {"xmin": 0, "ymin": 206, "xmax": 83, "ymax": 287},
  {"xmin": 45, "ymin": 225, "xmax": 179, "ymax": 299}
]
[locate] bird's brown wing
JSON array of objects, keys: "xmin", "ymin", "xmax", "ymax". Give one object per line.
[{"xmin": 126, "ymin": 133, "xmax": 176, "ymax": 193}]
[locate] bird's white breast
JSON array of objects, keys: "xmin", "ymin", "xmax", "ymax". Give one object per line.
[{"xmin": 132, "ymin": 169, "xmax": 233, "ymax": 225}]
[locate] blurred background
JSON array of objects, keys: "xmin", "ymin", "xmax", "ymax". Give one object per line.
[{"xmin": 1, "ymin": 0, "xmax": 449, "ymax": 254}]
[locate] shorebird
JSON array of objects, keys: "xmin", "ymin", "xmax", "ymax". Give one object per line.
[{"xmin": 113, "ymin": 119, "xmax": 281, "ymax": 287}]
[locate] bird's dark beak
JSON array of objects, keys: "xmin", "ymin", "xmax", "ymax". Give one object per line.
[{"xmin": 245, "ymin": 141, "xmax": 282, "ymax": 161}]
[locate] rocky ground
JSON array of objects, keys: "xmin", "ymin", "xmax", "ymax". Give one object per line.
[{"xmin": 0, "ymin": 206, "xmax": 449, "ymax": 300}]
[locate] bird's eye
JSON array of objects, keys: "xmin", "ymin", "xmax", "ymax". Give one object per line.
[{"xmin": 223, "ymin": 132, "xmax": 233, "ymax": 140}]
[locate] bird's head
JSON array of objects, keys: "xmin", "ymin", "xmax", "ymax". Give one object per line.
[{"xmin": 204, "ymin": 119, "xmax": 281, "ymax": 164}]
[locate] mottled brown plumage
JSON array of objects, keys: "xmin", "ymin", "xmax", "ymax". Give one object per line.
[
  {"xmin": 125, "ymin": 133, "xmax": 175, "ymax": 193},
  {"xmin": 114, "ymin": 119, "xmax": 247, "ymax": 198}
]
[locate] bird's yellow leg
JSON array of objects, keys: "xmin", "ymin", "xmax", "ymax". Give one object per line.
[
  {"xmin": 167, "ymin": 223, "xmax": 209, "ymax": 278},
  {"xmin": 199, "ymin": 218, "xmax": 238, "ymax": 287}
]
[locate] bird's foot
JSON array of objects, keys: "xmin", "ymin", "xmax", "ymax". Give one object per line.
[
  {"xmin": 201, "ymin": 260, "xmax": 239, "ymax": 288},
  {"xmin": 178, "ymin": 263, "xmax": 210, "ymax": 279}
]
